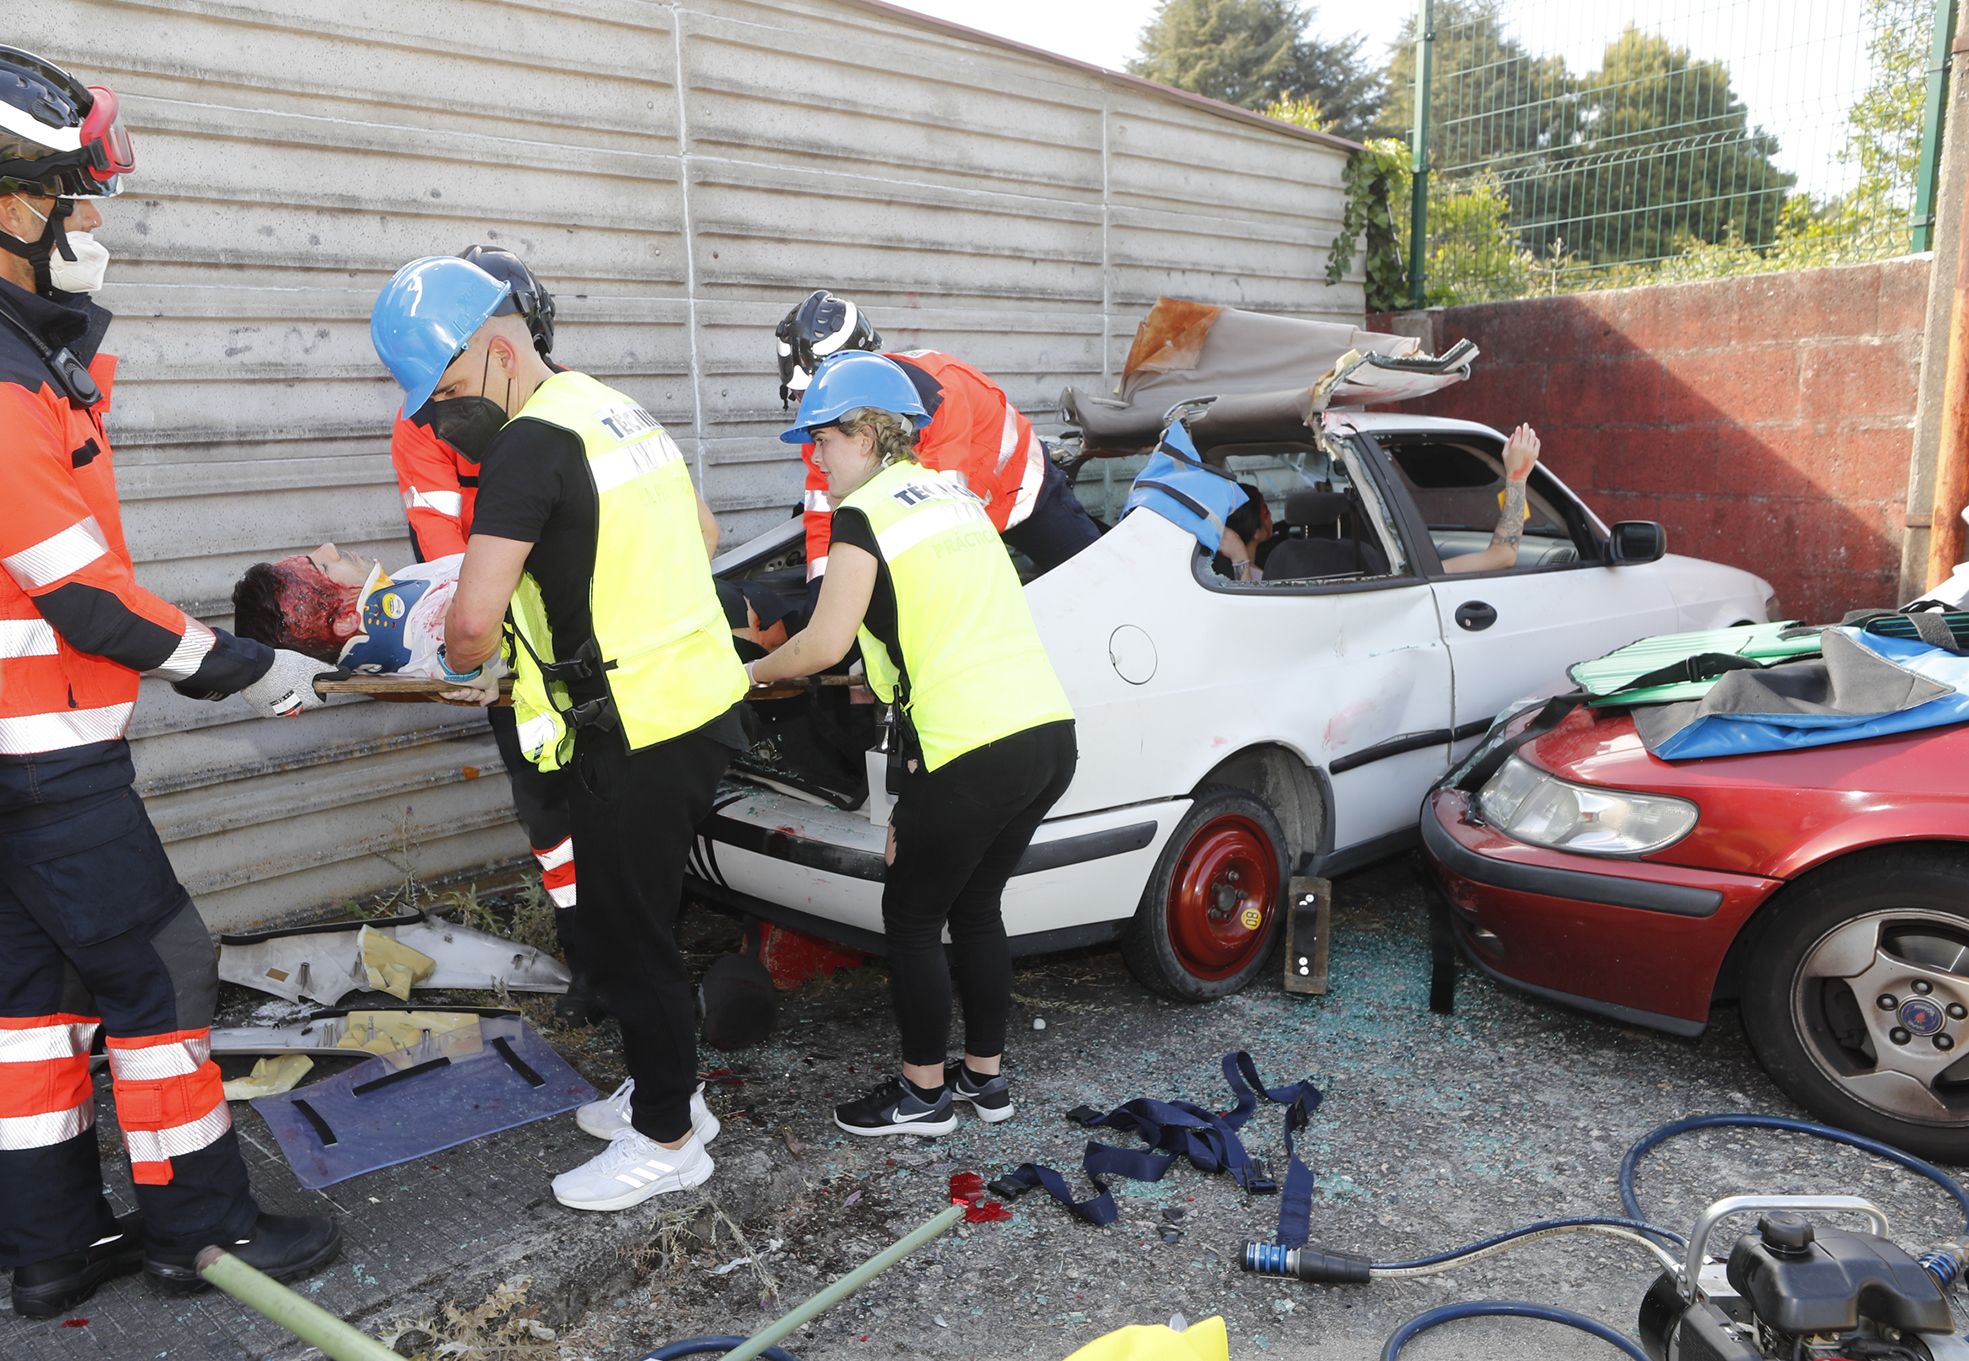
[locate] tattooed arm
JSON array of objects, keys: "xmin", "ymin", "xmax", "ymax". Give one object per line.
[{"xmin": 1444, "ymin": 424, "xmax": 1540, "ymax": 575}]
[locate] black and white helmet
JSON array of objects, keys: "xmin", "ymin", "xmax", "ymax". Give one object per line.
[
  {"xmin": 775, "ymin": 290, "xmax": 882, "ymax": 408},
  {"xmin": 460, "ymin": 244, "xmax": 556, "ymax": 356},
  {"xmin": 0, "ymin": 46, "xmax": 133, "ymax": 199}
]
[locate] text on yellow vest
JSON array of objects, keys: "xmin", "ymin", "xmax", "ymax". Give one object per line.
[{"xmin": 505, "ymin": 371, "xmax": 745, "ymax": 771}]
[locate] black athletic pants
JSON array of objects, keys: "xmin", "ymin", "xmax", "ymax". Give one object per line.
[
  {"xmin": 566, "ymin": 717, "xmax": 732, "ymax": 1143},
  {"xmin": 882, "ymin": 719, "xmax": 1077, "ymax": 1067},
  {"xmin": 1003, "ymin": 457, "xmax": 1102, "ymax": 575}
]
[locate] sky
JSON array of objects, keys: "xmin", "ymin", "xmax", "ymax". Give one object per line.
[{"xmin": 886, "ymin": 1, "xmax": 1891, "ymax": 199}]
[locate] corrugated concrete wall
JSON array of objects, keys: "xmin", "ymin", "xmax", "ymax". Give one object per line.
[
  {"xmin": 13, "ymin": 0, "xmax": 1359, "ymax": 930},
  {"xmin": 1372, "ymin": 256, "xmax": 1929, "ymax": 624}
]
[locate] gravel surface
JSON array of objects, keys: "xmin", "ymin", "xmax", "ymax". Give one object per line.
[
  {"xmin": 10, "ymin": 858, "xmax": 1966, "ymax": 1361},
  {"xmin": 548, "ymin": 859, "xmax": 1968, "ymax": 1361}
]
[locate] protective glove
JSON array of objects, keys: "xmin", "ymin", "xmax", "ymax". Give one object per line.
[
  {"xmin": 240, "ymin": 649, "xmax": 346, "ymax": 719},
  {"xmin": 438, "ymin": 647, "xmax": 505, "ymax": 707}
]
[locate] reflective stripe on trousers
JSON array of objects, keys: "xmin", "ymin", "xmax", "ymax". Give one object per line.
[
  {"xmin": 0, "ymin": 1014, "xmax": 98, "ymax": 1152},
  {"xmin": 534, "ymin": 836, "xmax": 577, "ymax": 908},
  {"xmin": 105, "ymin": 1031, "xmax": 230, "ymax": 1185}
]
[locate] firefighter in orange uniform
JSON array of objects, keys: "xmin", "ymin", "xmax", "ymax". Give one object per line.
[
  {"xmin": 774, "ymin": 291, "xmax": 1101, "ymax": 590},
  {"xmin": 0, "ymin": 47, "xmax": 340, "ymax": 1318}
]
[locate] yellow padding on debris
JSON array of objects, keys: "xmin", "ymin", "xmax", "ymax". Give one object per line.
[
  {"xmin": 1063, "ymin": 1316, "xmax": 1228, "ymax": 1361},
  {"xmin": 358, "ymin": 926, "xmax": 436, "ymax": 1001},
  {"xmin": 222, "ymin": 1056, "xmax": 314, "ymax": 1101},
  {"xmin": 335, "ymin": 1010, "xmax": 482, "ymax": 1057}
]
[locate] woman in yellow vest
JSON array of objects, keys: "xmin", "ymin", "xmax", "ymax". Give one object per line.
[{"xmin": 748, "ymin": 352, "xmax": 1078, "ymax": 1136}]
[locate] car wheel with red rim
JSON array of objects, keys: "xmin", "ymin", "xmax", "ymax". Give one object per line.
[
  {"xmin": 1741, "ymin": 849, "xmax": 1969, "ymax": 1163},
  {"xmin": 1122, "ymin": 784, "xmax": 1288, "ymax": 1001}
]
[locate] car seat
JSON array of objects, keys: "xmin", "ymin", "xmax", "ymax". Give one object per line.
[{"xmin": 1265, "ymin": 489, "xmax": 1388, "ymax": 580}]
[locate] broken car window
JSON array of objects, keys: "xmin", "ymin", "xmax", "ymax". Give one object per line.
[{"xmin": 1381, "ymin": 437, "xmax": 1586, "ymax": 572}]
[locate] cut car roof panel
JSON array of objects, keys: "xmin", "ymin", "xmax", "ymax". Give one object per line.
[{"xmin": 1062, "ymin": 298, "xmax": 1479, "ymax": 451}]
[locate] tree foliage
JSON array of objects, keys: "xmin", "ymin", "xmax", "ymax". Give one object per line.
[
  {"xmin": 1820, "ymin": 0, "xmax": 1932, "ymax": 254},
  {"xmin": 1378, "ymin": 0, "xmax": 1574, "ymax": 173},
  {"xmin": 1325, "ymin": 137, "xmax": 1533, "ymax": 310},
  {"xmin": 1131, "ymin": 0, "xmax": 1384, "ymax": 139},
  {"xmin": 1535, "ymin": 27, "xmax": 1795, "ymax": 264}
]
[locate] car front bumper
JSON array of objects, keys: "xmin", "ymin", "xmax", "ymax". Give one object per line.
[{"xmin": 1420, "ymin": 788, "xmax": 1781, "ymax": 1032}]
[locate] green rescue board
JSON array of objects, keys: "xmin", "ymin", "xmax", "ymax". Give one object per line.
[{"xmin": 1570, "ymin": 621, "xmax": 1816, "ymax": 706}]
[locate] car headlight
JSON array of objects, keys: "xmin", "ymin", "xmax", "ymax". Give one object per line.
[{"xmin": 1476, "ymin": 754, "xmax": 1697, "ymax": 856}]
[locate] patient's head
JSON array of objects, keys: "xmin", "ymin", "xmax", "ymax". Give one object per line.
[
  {"xmin": 232, "ymin": 543, "xmax": 375, "ymax": 662},
  {"xmin": 1225, "ymin": 483, "xmax": 1272, "ymax": 548}
]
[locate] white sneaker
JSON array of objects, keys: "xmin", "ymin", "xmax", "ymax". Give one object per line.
[
  {"xmin": 576, "ymin": 1079, "xmax": 720, "ymax": 1145},
  {"xmin": 552, "ymin": 1129, "xmax": 714, "ymax": 1211}
]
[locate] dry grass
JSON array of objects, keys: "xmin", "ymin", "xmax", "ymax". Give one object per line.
[
  {"xmin": 629, "ymin": 1204, "xmax": 782, "ymax": 1301},
  {"xmin": 383, "ymin": 1280, "xmax": 560, "ymax": 1361}
]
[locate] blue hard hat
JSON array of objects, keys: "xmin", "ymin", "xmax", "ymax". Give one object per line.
[
  {"xmin": 370, "ymin": 256, "xmax": 513, "ymax": 414},
  {"xmin": 778, "ymin": 351, "xmax": 931, "ymax": 445}
]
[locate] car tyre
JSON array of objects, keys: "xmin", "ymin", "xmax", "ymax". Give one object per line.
[
  {"xmin": 1122, "ymin": 784, "xmax": 1288, "ymax": 1002},
  {"xmin": 1740, "ymin": 849, "xmax": 1969, "ymax": 1162}
]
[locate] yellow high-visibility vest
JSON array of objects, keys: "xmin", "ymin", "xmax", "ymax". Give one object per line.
[
  {"xmin": 505, "ymin": 372, "xmax": 744, "ymax": 771},
  {"xmin": 836, "ymin": 460, "xmax": 1072, "ymax": 771}
]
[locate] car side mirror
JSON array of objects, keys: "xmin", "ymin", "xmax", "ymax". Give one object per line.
[{"xmin": 1608, "ymin": 520, "xmax": 1666, "ymax": 565}]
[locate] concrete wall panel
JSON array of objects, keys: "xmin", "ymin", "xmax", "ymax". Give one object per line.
[{"xmin": 14, "ymin": 0, "xmax": 1357, "ymax": 929}]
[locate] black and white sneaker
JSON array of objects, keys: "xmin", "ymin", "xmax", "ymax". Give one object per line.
[
  {"xmin": 945, "ymin": 1062, "xmax": 1014, "ymax": 1122},
  {"xmin": 833, "ymin": 1076, "xmax": 957, "ymax": 1137}
]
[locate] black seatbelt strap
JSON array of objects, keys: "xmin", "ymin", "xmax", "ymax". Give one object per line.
[{"xmin": 990, "ymin": 1051, "xmax": 1322, "ymax": 1251}]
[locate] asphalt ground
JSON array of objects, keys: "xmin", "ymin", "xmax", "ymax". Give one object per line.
[{"xmin": 9, "ymin": 857, "xmax": 1969, "ymax": 1361}]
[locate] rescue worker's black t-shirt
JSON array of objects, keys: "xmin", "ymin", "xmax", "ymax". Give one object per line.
[
  {"xmin": 471, "ymin": 413, "xmax": 743, "ymax": 750},
  {"xmin": 826, "ymin": 507, "xmax": 902, "ymax": 674}
]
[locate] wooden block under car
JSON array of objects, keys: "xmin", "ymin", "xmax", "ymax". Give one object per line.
[{"xmin": 1283, "ymin": 875, "xmax": 1330, "ymax": 995}]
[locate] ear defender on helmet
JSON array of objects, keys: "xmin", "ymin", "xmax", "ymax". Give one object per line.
[
  {"xmin": 774, "ymin": 290, "xmax": 882, "ymax": 409},
  {"xmin": 459, "ymin": 244, "xmax": 556, "ymax": 356}
]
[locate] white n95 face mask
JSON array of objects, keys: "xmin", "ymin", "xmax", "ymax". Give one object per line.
[
  {"xmin": 48, "ymin": 231, "xmax": 110, "ymax": 295},
  {"xmin": 8, "ymin": 195, "xmax": 112, "ymax": 294}
]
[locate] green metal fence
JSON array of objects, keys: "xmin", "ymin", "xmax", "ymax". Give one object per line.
[{"xmin": 1404, "ymin": 0, "xmax": 1955, "ymax": 305}]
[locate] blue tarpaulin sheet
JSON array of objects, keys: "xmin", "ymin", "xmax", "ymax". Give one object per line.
[{"xmin": 1640, "ymin": 629, "xmax": 1969, "ymax": 760}]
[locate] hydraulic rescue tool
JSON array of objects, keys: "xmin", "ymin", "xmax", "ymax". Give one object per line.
[
  {"xmin": 1635, "ymin": 1196, "xmax": 1967, "ymax": 1361},
  {"xmin": 1245, "ymin": 1112, "xmax": 1969, "ymax": 1360}
]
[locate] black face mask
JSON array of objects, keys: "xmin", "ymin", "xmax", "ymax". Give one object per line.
[{"xmin": 417, "ymin": 348, "xmax": 511, "ymax": 460}]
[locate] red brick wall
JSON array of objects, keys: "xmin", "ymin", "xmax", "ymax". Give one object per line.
[{"xmin": 1371, "ymin": 257, "xmax": 1929, "ymax": 623}]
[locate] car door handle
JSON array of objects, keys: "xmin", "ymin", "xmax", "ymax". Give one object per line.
[{"xmin": 1454, "ymin": 601, "xmax": 1497, "ymax": 632}]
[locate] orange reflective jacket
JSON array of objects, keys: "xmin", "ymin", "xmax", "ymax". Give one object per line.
[
  {"xmin": 800, "ymin": 350, "xmax": 1043, "ymax": 579},
  {"xmin": 0, "ymin": 287, "xmax": 267, "ymax": 800},
  {"xmin": 390, "ymin": 410, "xmax": 478, "ymax": 559}
]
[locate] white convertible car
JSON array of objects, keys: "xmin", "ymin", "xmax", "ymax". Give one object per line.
[{"xmin": 690, "ymin": 304, "xmax": 1773, "ymax": 1000}]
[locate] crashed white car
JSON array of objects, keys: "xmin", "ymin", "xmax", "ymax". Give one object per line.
[{"xmin": 692, "ymin": 305, "xmax": 1773, "ymax": 1000}]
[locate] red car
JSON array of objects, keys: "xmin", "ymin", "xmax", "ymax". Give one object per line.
[{"xmin": 1422, "ymin": 698, "xmax": 1969, "ymax": 1161}]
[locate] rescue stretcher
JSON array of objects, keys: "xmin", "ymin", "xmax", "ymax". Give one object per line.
[{"xmin": 315, "ymin": 674, "xmax": 863, "ymax": 704}]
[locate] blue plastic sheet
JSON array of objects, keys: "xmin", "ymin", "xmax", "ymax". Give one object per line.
[
  {"xmin": 251, "ymin": 1015, "xmax": 595, "ymax": 1189},
  {"xmin": 1649, "ymin": 630, "xmax": 1969, "ymax": 761}
]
